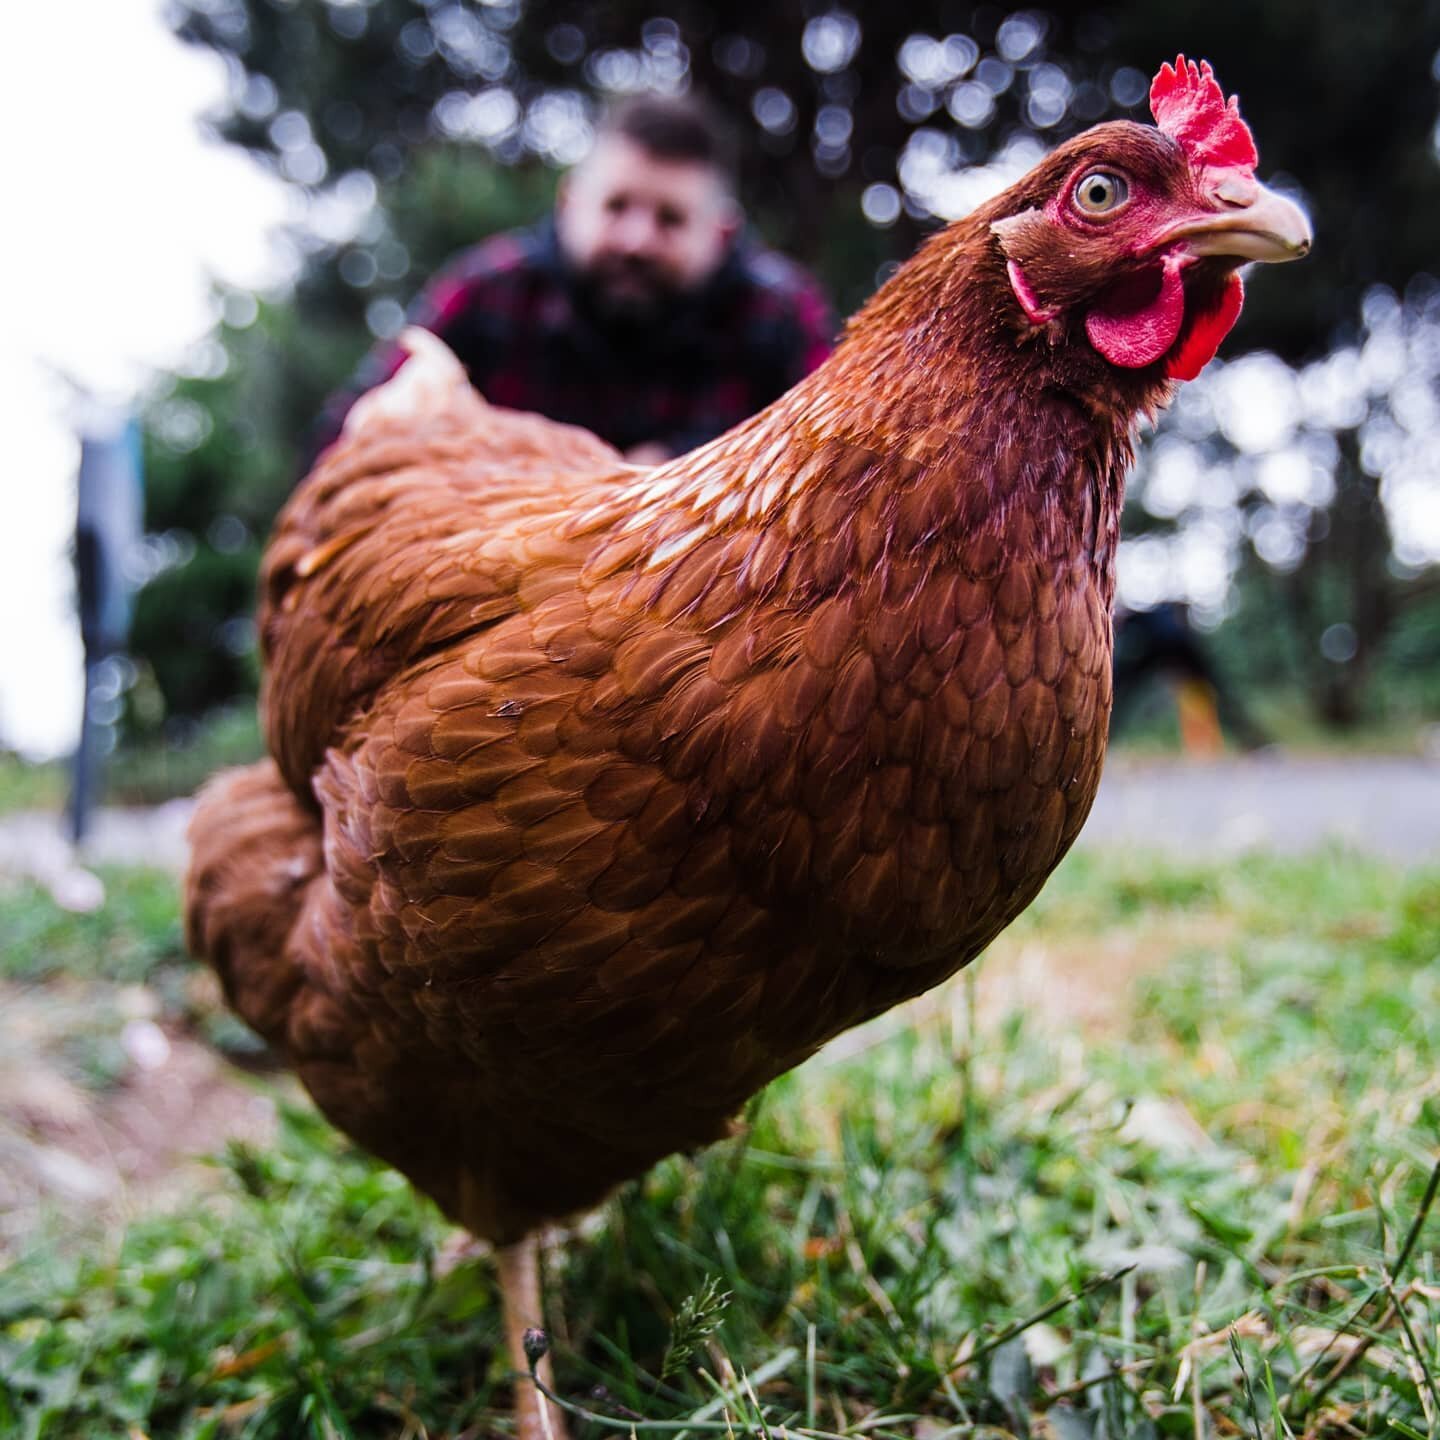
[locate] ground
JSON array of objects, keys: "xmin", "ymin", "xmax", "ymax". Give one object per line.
[
  {"xmin": 4, "ymin": 752, "xmax": 1437, "ymax": 1244},
  {"xmin": 2, "ymin": 755, "xmax": 1399, "ymax": 1246},
  {"xmin": 2, "ymin": 760, "xmax": 1439, "ymax": 1438}
]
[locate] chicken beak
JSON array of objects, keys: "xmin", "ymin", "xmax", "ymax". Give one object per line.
[{"xmin": 1171, "ymin": 178, "xmax": 1313, "ymax": 264}]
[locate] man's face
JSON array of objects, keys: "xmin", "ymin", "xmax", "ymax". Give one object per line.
[{"xmin": 556, "ymin": 134, "xmax": 739, "ymax": 322}]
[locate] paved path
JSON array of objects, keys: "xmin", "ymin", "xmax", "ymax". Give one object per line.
[
  {"xmin": 1084, "ymin": 754, "xmax": 1440, "ymax": 862},
  {"xmin": 1, "ymin": 756, "xmax": 1437, "ymax": 900},
  {"xmin": 0, "ymin": 801, "xmax": 194, "ymax": 907}
]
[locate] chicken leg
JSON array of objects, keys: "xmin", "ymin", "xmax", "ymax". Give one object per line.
[{"xmin": 497, "ymin": 1235, "xmax": 567, "ymax": 1440}]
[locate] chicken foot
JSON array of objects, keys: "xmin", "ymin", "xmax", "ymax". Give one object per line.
[{"xmin": 497, "ymin": 1235, "xmax": 567, "ymax": 1440}]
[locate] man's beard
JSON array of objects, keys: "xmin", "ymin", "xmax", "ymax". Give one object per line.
[{"xmin": 573, "ymin": 254, "xmax": 688, "ymax": 329}]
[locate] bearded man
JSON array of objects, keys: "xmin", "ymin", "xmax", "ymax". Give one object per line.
[{"xmin": 314, "ymin": 94, "xmax": 835, "ymax": 465}]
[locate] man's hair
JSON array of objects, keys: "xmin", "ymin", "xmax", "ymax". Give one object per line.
[{"xmin": 596, "ymin": 94, "xmax": 738, "ymax": 188}]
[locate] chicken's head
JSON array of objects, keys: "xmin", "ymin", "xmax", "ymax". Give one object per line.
[{"xmin": 990, "ymin": 56, "xmax": 1310, "ymax": 381}]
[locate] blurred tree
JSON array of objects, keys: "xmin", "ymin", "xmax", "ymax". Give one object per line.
[
  {"xmin": 135, "ymin": 0, "xmax": 1440, "ymax": 737},
  {"xmin": 133, "ymin": 149, "xmax": 554, "ymax": 730},
  {"xmin": 1102, "ymin": 1, "xmax": 1440, "ymax": 730}
]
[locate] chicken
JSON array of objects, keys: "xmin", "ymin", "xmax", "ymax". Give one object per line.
[{"xmin": 186, "ymin": 58, "xmax": 1308, "ymax": 1438}]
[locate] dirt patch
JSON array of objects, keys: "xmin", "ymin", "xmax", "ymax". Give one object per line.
[
  {"xmin": 818, "ymin": 912, "xmax": 1236, "ymax": 1071},
  {"xmin": 974, "ymin": 913, "xmax": 1237, "ymax": 1035},
  {"xmin": 0, "ymin": 979, "xmax": 284, "ymax": 1255}
]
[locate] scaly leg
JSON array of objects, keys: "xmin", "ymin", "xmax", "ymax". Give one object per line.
[{"xmin": 496, "ymin": 1235, "xmax": 567, "ymax": 1440}]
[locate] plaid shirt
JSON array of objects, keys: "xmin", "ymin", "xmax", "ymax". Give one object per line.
[{"xmin": 315, "ymin": 220, "xmax": 836, "ymax": 461}]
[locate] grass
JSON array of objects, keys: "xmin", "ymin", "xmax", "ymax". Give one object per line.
[
  {"xmin": 105, "ymin": 708, "xmax": 265, "ymax": 808},
  {"xmin": 0, "ymin": 866, "xmax": 185, "ymax": 988},
  {"xmin": 1, "ymin": 847, "xmax": 1439, "ymax": 1439},
  {"xmin": 0, "ymin": 708, "xmax": 265, "ymax": 817},
  {"xmin": 0, "ymin": 752, "xmax": 67, "ymax": 816},
  {"xmin": 0, "ymin": 865, "xmax": 263, "ymax": 1118}
]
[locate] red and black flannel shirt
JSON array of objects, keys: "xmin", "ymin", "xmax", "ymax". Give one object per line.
[{"xmin": 313, "ymin": 220, "xmax": 836, "ymax": 461}]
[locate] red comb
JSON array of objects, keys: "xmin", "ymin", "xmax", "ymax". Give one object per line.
[{"xmin": 1149, "ymin": 55, "xmax": 1257, "ymax": 174}]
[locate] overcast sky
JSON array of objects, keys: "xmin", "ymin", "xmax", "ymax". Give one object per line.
[{"xmin": 0, "ymin": 0, "xmax": 289, "ymax": 758}]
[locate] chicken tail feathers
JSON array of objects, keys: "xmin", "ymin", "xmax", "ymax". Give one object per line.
[
  {"xmin": 342, "ymin": 326, "xmax": 484, "ymax": 439},
  {"xmin": 184, "ymin": 759, "xmax": 325, "ymax": 1048}
]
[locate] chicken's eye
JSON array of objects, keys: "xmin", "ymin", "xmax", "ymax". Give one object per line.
[{"xmin": 1073, "ymin": 171, "xmax": 1129, "ymax": 215}]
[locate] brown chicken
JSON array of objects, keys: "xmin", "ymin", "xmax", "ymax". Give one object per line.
[{"xmin": 186, "ymin": 58, "xmax": 1308, "ymax": 1438}]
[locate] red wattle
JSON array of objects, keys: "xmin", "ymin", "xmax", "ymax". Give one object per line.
[
  {"xmin": 1084, "ymin": 255, "xmax": 1187, "ymax": 369},
  {"xmin": 1164, "ymin": 272, "xmax": 1244, "ymax": 381}
]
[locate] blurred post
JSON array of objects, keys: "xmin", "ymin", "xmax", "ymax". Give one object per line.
[{"xmin": 70, "ymin": 418, "xmax": 143, "ymax": 844}]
